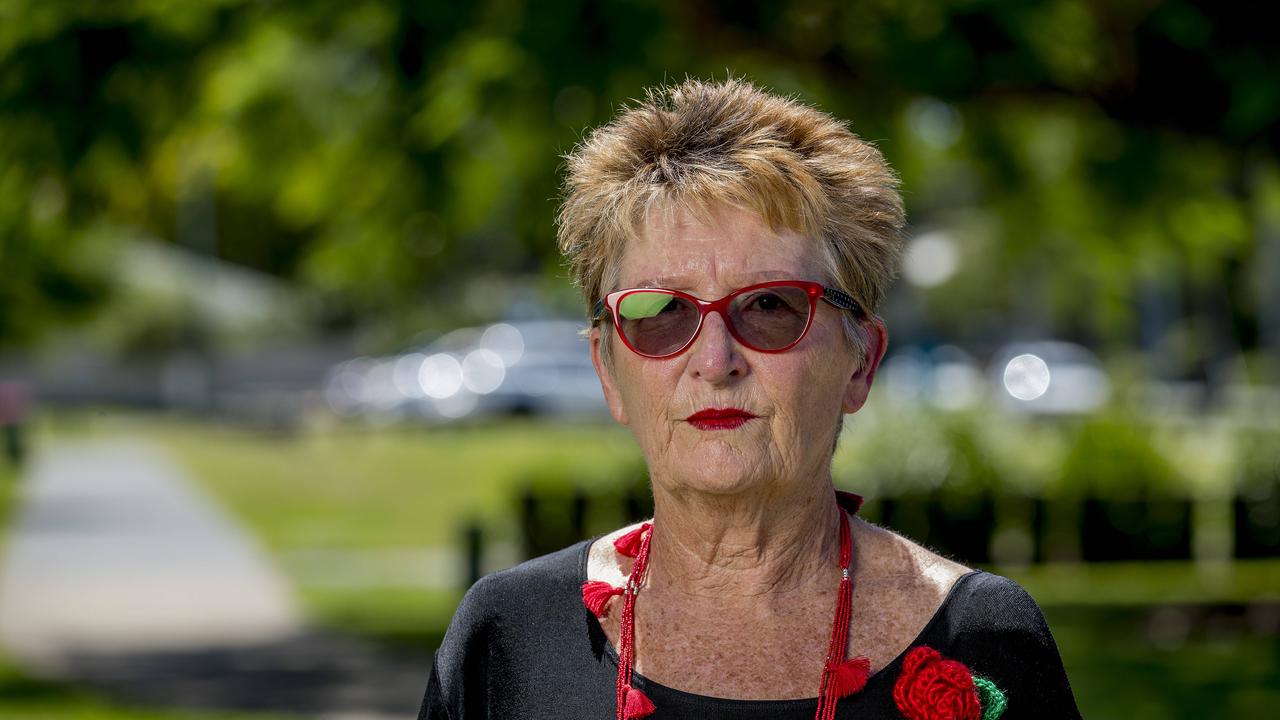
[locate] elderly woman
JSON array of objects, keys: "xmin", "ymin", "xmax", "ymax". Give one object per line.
[{"xmin": 419, "ymin": 79, "xmax": 1080, "ymax": 720}]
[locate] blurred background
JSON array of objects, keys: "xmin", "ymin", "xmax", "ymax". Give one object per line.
[{"xmin": 1, "ymin": 0, "xmax": 1278, "ymax": 718}]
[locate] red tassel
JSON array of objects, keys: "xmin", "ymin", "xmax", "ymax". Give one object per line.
[
  {"xmin": 613, "ymin": 523, "xmax": 650, "ymax": 558},
  {"xmin": 836, "ymin": 490, "xmax": 864, "ymax": 515},
  {"xmin": 827, "ymin": 656, "xmax": 871, "ymax": 698},
  {"xmin": 581, "ymin": 580, "xmax": 624, "ymax": 618},
  {"xmin": 622, "ymin": 686, "xmax": 656, "ymax": 719}
]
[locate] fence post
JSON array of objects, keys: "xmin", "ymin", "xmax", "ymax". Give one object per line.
[
  {"xmin": 0, "ymin": 381, "xmax": 29, "ymax": 474},
  {"xmin": 463, "ymin": 522, "xmax": 484, "ymax": 588},
  {"xmin": 1235, "ymin": 482, "xmax": 1280, "ymax": 559},
  {"xmin": 1033, "ymin": 496, "xmax": 1082, "ymax": 564},
  {"xmin": 572, "ymin": 488, "xmax": 588, "ymax": 541},
  {"xmin": 520, "ymin": 488, "xmax": 539, "ymax": 558}
]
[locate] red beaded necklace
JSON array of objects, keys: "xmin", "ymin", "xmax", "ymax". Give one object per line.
[{"xmin": 581, "ymin": 491, "xmax": 870, "ymax": 720}]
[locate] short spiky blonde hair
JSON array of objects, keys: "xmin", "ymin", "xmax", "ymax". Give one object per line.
[{"xmin": 557, "ymin": 77, "xmax": 906, "ymax": 364}]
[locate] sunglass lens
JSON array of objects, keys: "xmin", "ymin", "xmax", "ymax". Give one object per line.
[
  {"xmin": 617, "ymin": 291, "xmax": 700, "ymax": 356},
  {"xmin": 729, "ymin": 286, "xmax": 812, "ymax": 350}
]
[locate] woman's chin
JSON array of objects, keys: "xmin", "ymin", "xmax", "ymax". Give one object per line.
[
  {"xmin": 640, "ymin": 423, "xmax": 784, "ymax": 496},
  {"xmin": 663, "ymin": 447, "xmax": 775, "ymax": 497}
]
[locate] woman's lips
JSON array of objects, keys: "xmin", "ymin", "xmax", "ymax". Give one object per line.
[{"xmin": 685, "ymin": 408, "xmax": 759, "ymax": 431}]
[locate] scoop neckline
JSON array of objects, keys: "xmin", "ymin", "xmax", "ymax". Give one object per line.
[{"xmin": 576, "ymin": 534, "xmax": 982, "ymax": 709}]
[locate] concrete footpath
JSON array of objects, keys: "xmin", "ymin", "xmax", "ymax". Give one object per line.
[{"xmin": 0, "ymin": 438, "xmax": 431, "ymax": 719}]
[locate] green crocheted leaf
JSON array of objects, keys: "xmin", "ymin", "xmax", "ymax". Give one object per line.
[{"xmin": 973, "ymin": 676, "xmax": 1007, "ymax": 720}]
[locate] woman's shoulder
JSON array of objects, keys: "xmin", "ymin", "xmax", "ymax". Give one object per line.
[
  {"xmin": 855, "ymin": 517, "xmax": 1049, "ymax": 633},
  {"xmin": 927, "ymin": 567, "xmax": 1069, "ymax": 686},
  {"xmin": 430, "ymin": 539, "xmax": 618, "ymax": 718},
  {"xmin": 943, "ymin": 569, "xmax": 1053, "ymax": 634},
  {"xmin": 434, "ymin": 540, "xmax": 591, "ymax": 681},
  {"xmin": 858, "ymin": 523, "xmax": 1080, "ymax": 716},
  {"xmin": 852, "ymin": 516, "xmax": 973, "ymax": 600},
  {"xmin": 931, "ymin": 572, "xmax": 1081, "ymax": 717}
]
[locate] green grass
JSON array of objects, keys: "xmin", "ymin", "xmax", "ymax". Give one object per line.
[
  {"xmin": 299, "ymin": 586, "xmax": 462, "ymax": 653},
  {"xmin": 1021, "ymin": 563, "xmax": 1280, "ymax": 718},
  {"xmin": 1003, "ymin": 559, "xmax": 1280, "ymax": 606},
  {"xmin": 152, "ymin": 416, "xmax": 642, "ymax": 550},
  {"xmin": 1045, "ymin": 605, "xmax": 1280, "ymax": 720}
]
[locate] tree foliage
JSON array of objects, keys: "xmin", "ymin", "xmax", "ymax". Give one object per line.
[{"xmin": 2, "ymin": 0, "xmax": 1276, "ymax": 362}]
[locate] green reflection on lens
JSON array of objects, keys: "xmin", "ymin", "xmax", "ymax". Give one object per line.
[{"xmin": 618, "ymin": 292, "xmax": 673, "ymax": 319}]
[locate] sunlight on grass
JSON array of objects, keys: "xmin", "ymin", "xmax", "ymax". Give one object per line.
[
  {"xmin": 1004, "ymin": 559, "xmax": 1280, "ymax": 605},
  {"xmin": 148, "ymin": 417, "xmax": 643, "ymax": 550}
]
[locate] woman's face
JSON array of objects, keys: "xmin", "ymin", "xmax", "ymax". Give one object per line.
[{"xmin": 590, "ymin": 204, "xmax": 887, "ymax": 498}]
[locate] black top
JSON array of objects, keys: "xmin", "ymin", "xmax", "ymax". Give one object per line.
[{"xmin": 418, "ymin": 538, "xmax": 1082, "ymax": 720}]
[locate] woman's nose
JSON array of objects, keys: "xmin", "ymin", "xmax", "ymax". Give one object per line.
[{"xmin": 686, "ymin": 311, "xmax": 747, "ymax": 383}]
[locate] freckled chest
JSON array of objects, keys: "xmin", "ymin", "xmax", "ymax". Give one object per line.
[
  {"xmin": 596, "ymin": 580, "xmax": 956, "ymax": 700},
  {"xmin": 588, "ymin": 523, "xmax": 970, "ymax": 700},
  {"xmin": 600, "ymin": 586, "xmax": 834, "ymax": 698}
]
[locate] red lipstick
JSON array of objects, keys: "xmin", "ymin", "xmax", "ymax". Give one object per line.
[{"xmin": 685, "ymin": 407, "xmax": 759, "ymax": 431}]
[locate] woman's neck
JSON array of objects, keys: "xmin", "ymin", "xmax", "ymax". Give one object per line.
[{"xmin": 644, "ymin": 479, "xmax": 842, "ymax": 599}]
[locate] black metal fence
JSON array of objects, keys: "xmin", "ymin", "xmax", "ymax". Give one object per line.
[{"xmin": 503, "ymin": 483, "xmax": 1278, "ymax": 572}]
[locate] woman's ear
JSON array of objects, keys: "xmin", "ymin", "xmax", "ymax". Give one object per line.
[
  {"xmin": 842, "ymin": 316, "xmax": 888, "ymax": 414},
  {"xmin": 590, "ymin": 326, "xmax": 630, "ymax": 425}
]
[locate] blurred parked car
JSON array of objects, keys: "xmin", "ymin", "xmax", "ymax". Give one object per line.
[
  {"xmin": 879, "ymin": 340, "xmax": 1111, "ymax": 417},
  {"xmin": 880, "ymin": 344, "xmax": 986, "ymax": 411},
  {"xmin": 324, "ymin": 320, "xmax": 607, "ymax": 423},
  {"xmin": 989, "ymin": 340, "xmax": 1111, "ymax": 415}
]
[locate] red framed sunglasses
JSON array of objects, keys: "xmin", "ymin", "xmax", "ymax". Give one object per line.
[{"xmin": 592, "ymin": 280, "xmax": 864, "ymax": 359}]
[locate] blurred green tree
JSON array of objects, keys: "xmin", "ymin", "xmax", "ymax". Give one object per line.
[{"xmin": 1, "ymin": 0, "xmax": 1276, "ymax": 367}]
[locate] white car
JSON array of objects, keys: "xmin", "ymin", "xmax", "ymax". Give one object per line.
[{"xmin": 325, "ymin": 320, "xmax": 607, "ymax": 423}]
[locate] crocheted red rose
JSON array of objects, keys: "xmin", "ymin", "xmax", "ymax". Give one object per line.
[{"xmin": 893, "ymin": 646, "xmax": 982, "ymax": 720}]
